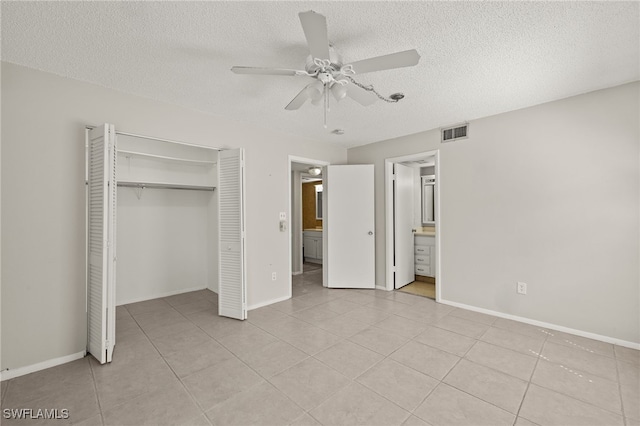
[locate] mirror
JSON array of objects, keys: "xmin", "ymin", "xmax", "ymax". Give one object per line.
[
  {"xmin": 422, "ymin": 176, "xmax": 435, "ymax": 225},
  {"xmin": 315, "ymin": 184, "xmax": 323, "ymax": 219}
]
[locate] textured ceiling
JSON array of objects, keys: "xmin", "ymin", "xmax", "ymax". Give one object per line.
[{"xmin": 2, "ymin": 1, "xmax": 638, "ymax": 148}]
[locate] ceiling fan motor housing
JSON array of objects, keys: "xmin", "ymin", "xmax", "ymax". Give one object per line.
[{"xmin": 317, "ymin": 72, "xmax": 334, "ymax": 84}]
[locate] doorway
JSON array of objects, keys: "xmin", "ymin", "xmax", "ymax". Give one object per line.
[
  {"xmin": 384, "ymin": 150, "xmax": 441, "ymax": 301},
  {"xmin": 288, "ymin": 156, "xmax": 329, "ymax": 296}
]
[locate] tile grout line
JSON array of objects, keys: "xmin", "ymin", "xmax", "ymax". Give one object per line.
[
  {"xmin": 431, "ymin": 339, "xmax": 532, "ymax": 421},
  {"xmin": 512, "ymin": 335, "xmax": 629, "ymax": 421},
  {"xmin": 407, "ymin": 335, "xmax": 481, "ymax": 421},
  {"xmin": 511, "ymin": 330, "xmax": 549, "ymax": 425},
  {"xmin": 86, "ymin": 356, "xmax": 106, "ymax": 425},
  {"xmin": 172, "ymin": 295, "xmax": 318, "ymax": 419},
  {"xmin": 527, "ymin": 341, "xmax": 628, "ymax": 419},
  {"xmin": 1, "ymin": 378, "xmax": 11, "ymax": 407},
  {"xmin": 263, "ymin": 362, "xmax": 350, "ymax": 424},
  {"xmin": 99, "ymin": 284, "xmax": 640, "ymax": 424},
  {"xmin": 267, "ymin": 285, "xmax": 422, "ymax": 424},
  {"xmin": 126, "ymin": 300, "xmax": 210, "ymax": 422},
  {"xmin": 613, "ymin": 346, "xmax": 628, "ymax": 426},
  {"xmin": 348, "ymin": 354, "xmax": 438, "ymax": 419}
]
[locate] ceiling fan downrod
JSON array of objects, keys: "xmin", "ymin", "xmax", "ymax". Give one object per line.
[{"xmin": 324, "ymin": 85, "xmax": 328, "ymax": 128}]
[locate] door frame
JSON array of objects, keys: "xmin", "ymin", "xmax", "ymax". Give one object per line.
[
  {"xmin": 288, "ymin": 155, "xmax": 330, "ymax": 296},
  {"xmin": 384, "ymin": 150, "xmax": 441, "ymax": 301}
]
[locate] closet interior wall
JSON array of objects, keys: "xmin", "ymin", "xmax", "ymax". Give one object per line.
[{"xmin": 115, "ymin": 134, "xmax": 219, "ymax": 305}]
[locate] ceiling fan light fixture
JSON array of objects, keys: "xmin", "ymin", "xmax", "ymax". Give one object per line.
[
  {"xmin": 306, "ymin": 80, "xmax": 324, "ymax": 101},
  {"xmin": 308, "ymin": 166, "xmax": 322, "ymax": 176},
  {"xmin": 330, "ymin": 83, "xmax": 347, "ymax": 101}
]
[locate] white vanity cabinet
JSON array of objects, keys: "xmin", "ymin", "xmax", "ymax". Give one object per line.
[
  {"xmin": 303, "ymin": 230, "xmax": 323, "ymax": 264},
  {"xmin": 414, "ymin": 234, "xmax": 435, "ymax": 277}
]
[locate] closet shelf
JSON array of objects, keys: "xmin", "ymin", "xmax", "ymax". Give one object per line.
[
  {"xmin": 117, "ymin": 181, "xmax": 215, "ymax": 192},
  {"xmin": 118, "ymin": 149, "xmax": 216, "ymax": 165}
]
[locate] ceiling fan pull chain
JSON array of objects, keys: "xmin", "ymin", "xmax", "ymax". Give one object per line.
[{"xmin": 344, "ymin": 76, "xmax": 400, "ymax": 103}]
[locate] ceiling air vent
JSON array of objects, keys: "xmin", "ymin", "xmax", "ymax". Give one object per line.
[{"xmin": 441, "ymin": 123, "xmax": 469, "ymax": 143}]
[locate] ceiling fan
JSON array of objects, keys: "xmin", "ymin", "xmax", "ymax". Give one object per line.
[{"xmin": 231, "ymin": 11, "xmax": 420, "ymax": 129}]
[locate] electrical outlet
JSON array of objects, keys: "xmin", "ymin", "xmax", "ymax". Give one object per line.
[
  {"xmin": 279, "ymin": 212, "xmax": 286, "ymax": 220},
  {"xmin": 517, "ymin": 282, "xmax": 527, "ymax": 295},
  {"xmin": 272, "ymin": 272, "xmax": 277, "ymax": 281}
]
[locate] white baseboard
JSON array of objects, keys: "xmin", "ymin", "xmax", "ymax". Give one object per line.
[
  {"xmin": 439, "ymin": 298, "xmax": 640, "ymax": 350},
  {"xmin": 247, "ymin": 294, "xmax": 291, "ymax": 311},
  {"xmin": 292, "ymin": 271, "xmax": 303, "ymax": 276},
  {"xmin": 116, "ymin": 285, "xmax": 207, "ymax": 306},
  {"xmin": 1, "ymin": 350, "xmax": 86, "ymax": 381},
  {"xmin": 375, "ymin": 285, "xmax": 388, "ymax": 291}
]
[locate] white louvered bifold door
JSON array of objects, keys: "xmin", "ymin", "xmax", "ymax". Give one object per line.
[
  {"xmin": 87, "ymin": 124, "xmax": 117, "ymax": 364},
  {"xmin": 218, "ymin": 148, "xmax": 247, "ymax": 320}
]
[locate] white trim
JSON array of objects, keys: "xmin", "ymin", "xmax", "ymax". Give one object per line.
[
  {"xmin": 116, "ymin": 285, "xmax": 207, "ymax": 306},
  {"xmin": 247, "ymin": 294, "xmax": 291, "ymax": 311},
  {"xmin": 375, "ymin": 285, "xmax": 388, "ymax": 291},
  {"xmin": 287, "ymin": 155, "xmax": 330, "ymax": 298},
  {"xmin": 439, "ymin": 298, "xmax": 640, "ymax": 350},
  {"xmin": 433, "ymin": 151, "xmax": 442, "ymax": 302},
  {"xmin": 384, "ymin": 161, "xmax": 394, "ymax": 291},
  {"xmin": 1, "ymin": 351, "xmax": 86, "ymax": 381},
  {"xmin": 384, "ymin": 150, "xmax": 441, "ymax": 301}
]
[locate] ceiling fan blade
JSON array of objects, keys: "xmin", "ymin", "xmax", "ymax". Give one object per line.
[
  {"xmin": 346, "ymin": 49, "xmax": 420, "ymax": 75},
  {"xmin": 299, "ymin": 11, "xmax": 331, "ymax": 60},
  {"xmin": 285, "ymin": 85, "xmax": 312, "ymax": 110},
  {"xmin": 345, "ymin": 85, "xmax": 377, "ymax": 106},
  {"xmin": 231, "ymin": 66, "xmax": 306, "ymax": 76}
]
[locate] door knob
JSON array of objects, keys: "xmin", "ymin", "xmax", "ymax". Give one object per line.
[{"xmin": 368, "ymin": 231, "xmax": 373, "ymax": 235}]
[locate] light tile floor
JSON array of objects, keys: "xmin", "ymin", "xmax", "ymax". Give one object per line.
[{"xmin": 1, "ymin": 266, "xmax": 638, "ymax": 425}]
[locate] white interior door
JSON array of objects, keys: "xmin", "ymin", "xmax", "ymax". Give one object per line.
[
  {"xmin": 218, "ymin": 148, "xmax": 247, "ymax": 320},
  {"xmin": 324, "ymin": 165, "xmax": 375, "ymax": 288},
  {"xmin": 394, "ymin": 163, "xmax": 415, "ymax": 289},
  {"xmin": 87, "ymin": 124, "xmax": 117, "ymax": 364}
]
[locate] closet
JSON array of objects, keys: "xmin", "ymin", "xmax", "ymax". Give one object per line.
[{"xmin": 85, "ymin": 124, "xmax": 246, "ymax": 364}]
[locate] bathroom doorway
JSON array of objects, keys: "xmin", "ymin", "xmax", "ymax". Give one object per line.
[
  {"xmin": 288, "ymin": 156, "xmax": 328, "ymax": 297},
  {"xmin": 384, "ymin": 150, "xmax": 441, "ymax": 301}
]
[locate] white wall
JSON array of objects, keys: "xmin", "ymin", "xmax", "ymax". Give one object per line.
[
  {"xmin": 348, "ymin": 82, "xmax": 640, "ymax": 344},
  {"xmin": 1, "ymin": 62, "xmax": 346, "ymax": 371},
  {"xmin": 116, "ymin": 188, "xmax": 213, "ymax": 305}
]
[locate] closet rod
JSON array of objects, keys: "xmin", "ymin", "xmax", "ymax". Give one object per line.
[
  {"xmin": 117, "ymin": 182, "xmax": 215, "ymax": 192},
  {"xmin": 85, "ymin": 126, "xmax": 222, "ymax": 151}
]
